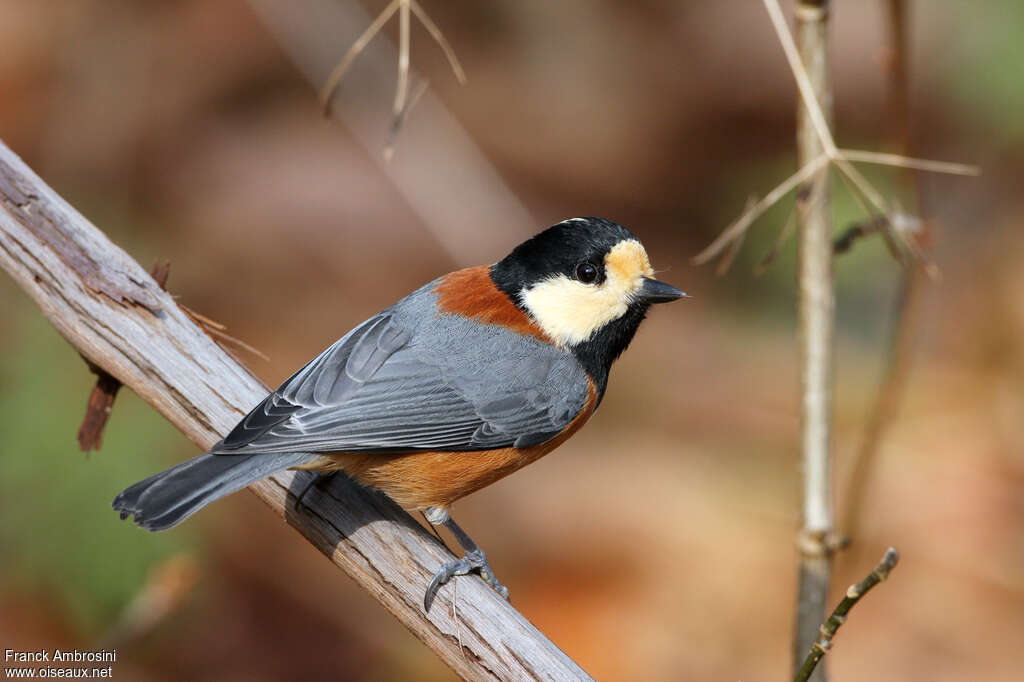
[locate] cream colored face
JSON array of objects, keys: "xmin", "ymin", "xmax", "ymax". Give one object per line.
[{"xmin": 519, "ymin": 239, "xmax": 654, "ymax": 347}]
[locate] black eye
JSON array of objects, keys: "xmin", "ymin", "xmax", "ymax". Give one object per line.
[{"xmin": 574, "ymin": 262, "xmax": 599, "ymax": 284}]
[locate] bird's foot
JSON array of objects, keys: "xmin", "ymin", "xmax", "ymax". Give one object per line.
[{"xmin": 424, "ymin": 548, "xmax": 510, "ymax": 612}]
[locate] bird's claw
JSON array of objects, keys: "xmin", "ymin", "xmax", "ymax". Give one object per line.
[{"xmin": 423, "ymin": 548, "xmax": 510, "ymax": 612}]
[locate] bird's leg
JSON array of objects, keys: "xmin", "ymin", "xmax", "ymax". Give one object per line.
[
  {"xmin": 294, "ymin": 471, "xmax": 337, "ymax": 512},
  {"xmin": 422, "ymin": 506, "xmax": 510, "ymax": 612}
]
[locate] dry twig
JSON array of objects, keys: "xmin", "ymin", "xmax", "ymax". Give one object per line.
[
  {"xmin": 794, "ymin": 547, "xmax": 900, "ymax": 682},
  {"xmin": 319, "ymin": 0, "xmax": 466, "ymax": 158},
  {"xmin": 754, "ymin": 193, "xmax": 800, "ymax": 276},
  {"xmin": 832, "ymin": 215, "xmax": 892, "ymax": 255},
  {"xmin": 692, "ymin": 0, "xmax": 978, "ymax": 273},
  {"xmin": 179, "ymin": 303, "xmax": 271, "ymax": 363},
  {"xmin": 77, "ymin": 261, "xmax": 170, "ymax": 451},
  {"xmin": 76, "ymin": 361, "xmax": 123, "ymax": 452},
  {"xmin": 715, "ymin": 195, "xmax": 758, "ymax": 276}
]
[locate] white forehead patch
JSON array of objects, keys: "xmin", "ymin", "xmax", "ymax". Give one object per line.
[{"xmin": 519, "ymin": 239, "xmax": 654, "ymax": 347}]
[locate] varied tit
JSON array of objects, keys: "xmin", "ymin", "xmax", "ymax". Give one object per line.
[{"xmin": 114, "ymin": 216, "xmax": 685, "ymax": 610}]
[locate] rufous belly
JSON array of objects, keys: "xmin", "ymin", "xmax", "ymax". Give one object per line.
[{"xmin": 295, "ymin": 381, "xmax": 597, "ymax": 510}]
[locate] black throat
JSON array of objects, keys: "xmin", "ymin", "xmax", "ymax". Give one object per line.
[{"xmin": 569, "ymin": 303, "xmax": 649, "ymax": 401}]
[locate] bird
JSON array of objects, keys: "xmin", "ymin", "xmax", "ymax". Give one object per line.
[{"xmin": 113, "ymin": 216, "xmax": 685, "ymax": 611}]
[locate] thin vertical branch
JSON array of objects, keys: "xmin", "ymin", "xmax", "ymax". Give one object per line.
[{"xmin": 793, "ymin": 1, "xmax": 835, "ymax": 680}]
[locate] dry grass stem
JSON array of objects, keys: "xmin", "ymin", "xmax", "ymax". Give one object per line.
[
  {"xmin": 833, "ymin": 157, "xmax": 888, "ymax": 213},
  {"xmin": 320, "ymin": 0, "xmax": 466, "ymax": 160},
  {"xmin": 715, "ymin": 195, "xmax": 758, "ymax": 275},
  {"xmin": 409, "ymin": 0, "xmax": 467, "ymax": 85},
  {"xmin": 319, "ymin": 0, "xmax": 401, "ymax": 114},
  {"xmin": 830, "ymin": 167, "xmax": 907, "ymax": 265},
  {"xmin": 385, "ymin": 76, "xmax": 430, "ymax": 162},
  {"xmin": 180, "ymin": 303, "xmax": 270, "ymax": 362},
  {"xmin": 693, "ymin": 154, "xmax": 828, "ymax": 265},
  {"xmin": 838, "ymin": 149, "xmax": 980, "ymax": 176},
  {"xmin": 765, "ymin": 0, "xmax": 838, "ymax": 155},
  {"xmin": 754, "ymin": 200, "xmax": 798, "ymax": 276}
]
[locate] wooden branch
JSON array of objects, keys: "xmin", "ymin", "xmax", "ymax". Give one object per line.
[
  {"xmin": 77, "ymin": 261, "xmax": 169, "ymax": 451},
  {"xmin": 793, "ymin": 2, "xmax": 835, "ymax": 681},
  {"xmin": 76, "ymin": 359, "xmax": 123, "ymax": 451},
  {"xmin": 794, "ymin": 548, "xmax": 900, "ymax": 682},
  {"xmin": 0, "ymin": 139, "xmax": 590, "ymax": 681}
]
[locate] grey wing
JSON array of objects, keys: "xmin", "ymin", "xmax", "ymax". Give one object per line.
[{"xmin": 214, "ymin": 310, "xmax": 590, "ymax": 455}]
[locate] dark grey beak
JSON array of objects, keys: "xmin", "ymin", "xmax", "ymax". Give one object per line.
[{"xmin": 639, "ymin": 277, "xmax": 686, "ymax": 303}]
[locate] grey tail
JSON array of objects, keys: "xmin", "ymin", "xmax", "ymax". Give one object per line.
[{"xmin": 113, "ymin": 451, "xmax": 314, "ymax": 531}]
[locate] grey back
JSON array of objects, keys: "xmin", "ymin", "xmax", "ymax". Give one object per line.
[{"xmin": 214, "ymin": 281, "xmax": 591, "ymax": 456}]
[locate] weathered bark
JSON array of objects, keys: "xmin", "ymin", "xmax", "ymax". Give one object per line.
[{"xmin": 0, "ymin": 139, "xmax": 591, "ymax": 682}]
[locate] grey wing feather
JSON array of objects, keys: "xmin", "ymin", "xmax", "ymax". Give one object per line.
[{"xmin": 214, "ymin": 285, "xmax": 590, "ymax": 456}]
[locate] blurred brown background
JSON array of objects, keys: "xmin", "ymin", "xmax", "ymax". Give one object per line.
[{"xmin": 1, "ymin": 1, "xmax": 1022, "ymax": 680}]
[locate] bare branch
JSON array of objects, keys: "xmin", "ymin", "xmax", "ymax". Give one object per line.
[
  {"xmin": 792, "ymin": 3, "xmax": 834, "ymax": 679},
  {"xmin": 830, "ymin": 169, "xmax": 908, "ymax": 266},
  {"xmin": 320, "ymin": 0, "xmax": 467, "ymax": 162},
  {"xmin": 794, "ymin": 548, "xmax": 900, "ymax": 682},
  {"xmin": 764, "ymin": 0, "xmax": 838, "ymax": 156},
  {"xmin": 832, "ymin": 215, "xmax": 890, "ymax": 255},
  {"xmin": 319, "ymin": 0, "xmax": 400, "ymax": 114},
  {"xmin": 692, "ymin": 154, "xmax": 828, "ymax": 265},
  {"xmin": 754, "ymin": 200, "xmax": 798, "ymax": 276},
  {"xmin": 77, "ymin": 261, "xmax": 169, "ymax": 451},
  {"xmin": 384, "ymin": 76, "xmax": 431, "ymax": 162},
  {"xmin": 833, "ymin": 157, "xmax": 889, "ymax": 213},
  {"xmin": 695, "ymin": 0, "xmax": 978, "ymax": 277},
  {"xmin": 715, "ymin": 195, "xmax": 757, "ymax": 276},
  {"xmin": 698, "ymin": 0, "xmax": 978, "ymax": 279},
  {"xmin": 839, "ymin": 149, "xmax": 980, "ymax": 176},
  {"xmin": 763, "ymin": 0, "xmax": 977, "ymax": 183}
]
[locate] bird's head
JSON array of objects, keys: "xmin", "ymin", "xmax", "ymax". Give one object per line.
[{"xmin": 490, "ymin": 217, "xmax": 684, "ymax": 386}]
